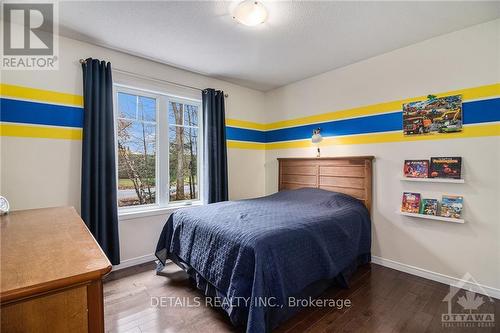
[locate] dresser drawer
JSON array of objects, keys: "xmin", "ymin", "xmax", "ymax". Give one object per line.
[{"xmin": 1, "ymin": 286, "xmax": 88, "ymax": 333}]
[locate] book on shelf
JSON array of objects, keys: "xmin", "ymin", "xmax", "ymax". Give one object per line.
[
  {"xmin": 440, "ymin": 195, "xmax": 463, "ymax": 219},
  {"xmin": 401, "ymin": 192, "xmax": 421, "ymax": 213},
  {"xmin": 429, "ymin": 157, "xmax": 462, "ymax": 179},
  {"xmin": 403, "ymin": 160, "xmax": 429, "ymax": 178},
  {"xmin": 420, "ymin": 198, "xmax": 438, "ymax": 216}
]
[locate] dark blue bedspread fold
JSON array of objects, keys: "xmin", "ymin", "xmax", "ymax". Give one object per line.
[{"xmin": 155, "ymin": 188, "xmax": 371, "ymax": 332}]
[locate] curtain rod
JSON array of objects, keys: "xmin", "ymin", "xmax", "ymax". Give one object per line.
[{"xmin": 79, "ymin": 59, "xmax": 228, "ymax": 98}]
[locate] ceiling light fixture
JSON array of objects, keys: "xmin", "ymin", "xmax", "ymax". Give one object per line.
[{"xmin": 233, "ymin": 0, "xmax": 268, "ymax": 27}]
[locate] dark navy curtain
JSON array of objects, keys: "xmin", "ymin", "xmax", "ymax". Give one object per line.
[
  {"xmin": 203, "ymin": 89, "xmax": 228, "ymax": 204},
  {"xmin": 81, "ymin": 58, "xmax": 120, "ymax": 265}
]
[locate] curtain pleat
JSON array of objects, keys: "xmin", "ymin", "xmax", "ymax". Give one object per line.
[
  {"xmin": 203, "ymin": 89, "xmax": 228, "ymax": 204},
  {"xmin": 81, "ymin": 58, "xmax": 120, "ymax": 265}
]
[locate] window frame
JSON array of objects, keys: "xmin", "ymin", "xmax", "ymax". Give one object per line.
[{"xmin": 113, "ymin": 83, "xmax": 204, "ymax": 217}]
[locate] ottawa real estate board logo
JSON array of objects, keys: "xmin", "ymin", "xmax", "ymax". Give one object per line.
[
  {"xmin": 1, "ymin": 1, "xmax": 58, "ymax": 70},
  {"xmin": 442, "ymin": 272, "xmax": 495, "ymax": 329}
]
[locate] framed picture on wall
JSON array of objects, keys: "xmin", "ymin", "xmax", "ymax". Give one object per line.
[{"xmin": 402, "ymin": 95, "xmax": 462, "ymax": 135}]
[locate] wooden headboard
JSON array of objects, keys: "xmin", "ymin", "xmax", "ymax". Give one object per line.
[{"xmin": 278, "ymin": 156, "xmax": 374, "ymax": 212}]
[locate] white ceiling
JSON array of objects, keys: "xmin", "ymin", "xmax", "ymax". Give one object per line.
[{"xmin": 59, "ymin": 1, "xmax": 500, "ymax": 91}]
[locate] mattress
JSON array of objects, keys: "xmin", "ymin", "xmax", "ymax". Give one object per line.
[{"xmin": 155, "ymin": 188, "xmax": 371, "ymax": 332}]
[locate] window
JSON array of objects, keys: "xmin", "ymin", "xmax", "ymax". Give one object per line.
[
  {"xmin": 115, "ymin": 85, "xmax": 202, "ymax": 211},
  {"xmin": 168, "ymin": 101, "xmax": 200, "ymax": 202},
  {"xmin": 116, "ymin": 92, "xmax": 157, "ymax": 207}
]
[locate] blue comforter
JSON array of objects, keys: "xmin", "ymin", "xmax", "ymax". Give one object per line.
[{"xmin": 155, "ymin": 188, "xmax": 371, "ymax": 332}]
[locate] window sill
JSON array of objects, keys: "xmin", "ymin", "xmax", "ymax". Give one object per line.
[{"xmin": 118, "ymin": 201, "xmax": 203, "ymax": 221}]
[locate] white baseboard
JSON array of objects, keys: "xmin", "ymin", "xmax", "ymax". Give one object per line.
[
  {"xmin": 112, "ymin": 253, "xmax": 157, "ymax": 271},
  {"xmin": 371, "ymin": 255, "xmax": 500, "ymax": 300},
  {"xmin": 111, "ymin": 253, "xmax": 500, "ymax": 299}
]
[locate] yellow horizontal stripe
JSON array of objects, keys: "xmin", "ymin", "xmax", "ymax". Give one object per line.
[
  {"xmin": 265, "ymin": 123, "xmax": 500, "ymax": 150},
  {"xmin": 227, "ymin": 140, "xmax": 266, "ymax": 150},
  {"xmin": 0, "ymin": 123, "xmax": 82, "ymax": 140},
  {"xmin": 0, "ymin": 84, "xmax": 83, "ymax": 107},
  {"xmin": 265, "ymin": 83, "xmax": 500, "ymax": 130},
  {"xmin": 2, "ymin": 122, "xmax": 498, "ymax": 147},
  {"xmin": 225, "ymin": 118, "xmax": 266, "ymax": 131}
]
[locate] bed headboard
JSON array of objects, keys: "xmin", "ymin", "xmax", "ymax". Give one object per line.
[{"xmin": 278, "ymin": 156, "xmax": 374, "ymax": 212}]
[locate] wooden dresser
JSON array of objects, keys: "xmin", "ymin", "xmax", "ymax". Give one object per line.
[{"xmin": 0, "ymin": 207, "xmax": 112, "ymax": 333}]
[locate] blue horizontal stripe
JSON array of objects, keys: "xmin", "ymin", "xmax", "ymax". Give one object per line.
[
  {"xmin": 266, "ymin": 112, "xmax": 402, "ymax": 142},
  {"xmin": 1, "ymin": 97, "xmax": 498, "ymax": 143},
  {"xmin": 462, "ymin": 98, "xmax": 500, "ymax": 124},
  {"xmin": 226, "ymin": 126, "xmax": 266, "ymax": 143},
  {"xmin": 0, "ymin": 98, "xmax": 83, "ymax": 128},
  {"xmin": 265, "ymin": 98, "xmax": 500, "ymax": 143}
]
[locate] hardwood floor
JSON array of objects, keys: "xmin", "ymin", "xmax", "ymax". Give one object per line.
[{"xmin": 104, "ymin": 262, "xmax": 499, "ymax": 333}]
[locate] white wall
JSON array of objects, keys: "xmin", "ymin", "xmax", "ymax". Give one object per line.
[
  {"xmin": 1, "ymin": 35, "xmax": 267, "ymax": 265},
  {"xmin": 264, "ymin": 20, "xmax": 500, "ymax": 290}
]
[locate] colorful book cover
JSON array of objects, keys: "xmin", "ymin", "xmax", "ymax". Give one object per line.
[
  {"xmin": 420, "ymin": 199, "xmax": 438, "ymax": 216},
  {"xmin": 429, "ymin": 157, "xmax": 462, "ymax": 179},
  {"xmin": 401, "ymin": 192, "xmax": 421, "ymax": 213},
  {"xmin": 403, "ymin": 160, "xmax": 429, "ymax": 178},
  {"xmin": 440, "ymin": 195, "xmax": 463, "ymax": 219}
]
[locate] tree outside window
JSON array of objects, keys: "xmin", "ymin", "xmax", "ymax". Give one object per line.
[
  {"xmin": 115, "ymin": 88, "xmax": 201, "ymax": 209},
  {"xmin": 168, "ymin": 101, "xmax": 199, "ymax": 202}
]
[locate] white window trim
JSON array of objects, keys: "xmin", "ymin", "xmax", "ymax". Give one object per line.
[
  {"xmin": 118, "ymin": 201, "xmax": 204, "ymax": 221},
  {"xmin": 113, "ymin": 84, "xmax": 204, "ymax": 220}
]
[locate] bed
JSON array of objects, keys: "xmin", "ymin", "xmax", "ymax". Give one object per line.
[{"xmin": 155, "ymin": 156, "xmax": 374, "ymax": 333}]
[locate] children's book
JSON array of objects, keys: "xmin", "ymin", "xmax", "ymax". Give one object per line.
[
  {"xmin": 430, "ymin": 157, "xmax": 462, "ymax": 179},
  {"xmin": 440, "ymin": 195, "xmax": 463, "ymax": 219},
  {"xmin": 403, "ymin": 160, "xmax": 429, "ymax": 178},
  {"xmin": 401, "ymin": 192, "xmax": 421, "ymax": 213},
  {"xmin": 420, "ymin": 198, "xmax": 438, "ymax": 216}
]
